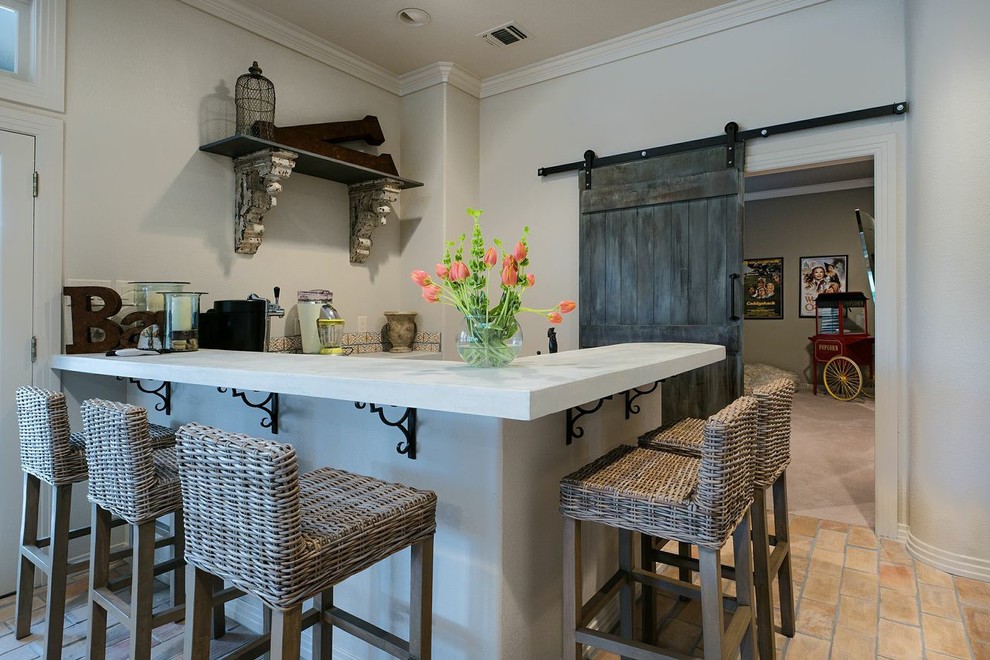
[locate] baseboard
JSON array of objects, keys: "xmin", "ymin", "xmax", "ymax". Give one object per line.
[{"xmin": 906, "ymin": 530, "xmax": 990, "ymax": 581}]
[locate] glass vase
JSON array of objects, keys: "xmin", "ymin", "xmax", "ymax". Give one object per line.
[{"xmin": 456, "ymin": 314, "xmax": 523, "ymax": 368}]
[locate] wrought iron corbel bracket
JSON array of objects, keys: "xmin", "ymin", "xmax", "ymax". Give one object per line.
[
  {"xmin": 624, "ymin": 381, "xmax": 661, "ymax": 420},
  {"xmin": 348, "ymin": 178, "xmax": 401, "ymax": 263},
  {"xmin": 355, "ymin": 402, "xmax": 417, "ymax": 459},
  {"xmin": 217, "ymin": 388, "xmax": 279, "ymax": 434},
  {"xmin": 566, "ymin": 395, "xmax": 613, "ymax": 445},
  {"xmin": 117, "ymin": 378, "xmax": 172, "ymax": 415},
  {"xmin": 233, "ymin": 148, "xmax": 297, "ymax": 254}
]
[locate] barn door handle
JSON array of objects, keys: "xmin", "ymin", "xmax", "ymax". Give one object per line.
[{"xmin": 729, "ymin": 273, "xmax": 741, "ymax": 321}]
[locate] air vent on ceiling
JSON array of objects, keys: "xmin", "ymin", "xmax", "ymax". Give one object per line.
[{"xmin": 477, "ymin": 22, "xmax": 529, "ymax": 48}]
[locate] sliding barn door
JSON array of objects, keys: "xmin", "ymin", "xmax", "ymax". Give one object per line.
[{"xmin": 579, "ymin": 144, "xmax": 744, "ymax": 421}]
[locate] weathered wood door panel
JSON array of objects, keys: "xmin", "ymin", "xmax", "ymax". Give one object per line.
[{"xmin": 579, "ymin": 144, "xmax": 744, "ymax": 421}]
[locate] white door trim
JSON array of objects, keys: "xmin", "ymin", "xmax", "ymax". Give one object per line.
[
  {"xmin": 744, "ymin": 119, "xmax": 907, "ymax": 539},
  {"xmin": 0, "ymin": 101, "xmax": 64, "ymax": 392}
]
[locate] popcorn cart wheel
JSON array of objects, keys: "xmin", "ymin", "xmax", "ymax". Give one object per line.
[{"xmin": 808, "ymin": 292, "xmax": 874, "ymax": 401}]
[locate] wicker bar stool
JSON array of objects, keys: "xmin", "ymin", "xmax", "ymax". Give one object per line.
[
  {"xmin": 80, "ymin": 398, "xmax": 187, "ymax": 659},
  {"xmin": 639, "ymin": 378, "xmax": 797, "ymax": 659},
  {"xmin": 175, "ymin": 422, "xmax": 438, "ymax": 659},
  {"xmin": 12, "ymin": 386, "xmax": 176, "ymax": 658},
  {"xmin": 560, "ymin": 396, "xmax": 758, "ymax": 660}
]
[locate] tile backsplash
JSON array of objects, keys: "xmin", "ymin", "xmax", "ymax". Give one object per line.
[{"xmin": 268, "ymin": 331, "xmax": 441, "ymax": 354}]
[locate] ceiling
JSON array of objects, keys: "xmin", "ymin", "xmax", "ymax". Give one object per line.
[{"xmin": 234, "ymin": 0, "xmax": 737, "ymax": 79}]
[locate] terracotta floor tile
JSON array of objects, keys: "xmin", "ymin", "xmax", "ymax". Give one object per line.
[
  {"xmin": 802, "ymin": 572, "xmax": 841, "ymax": 605},
  {"xmin": 879, "ymin": 561, "xmax": 917, "ymax": 594},
  {"xmin": 973, "ymin": 640, "xmax": 990, "ymax": 660},
  {"xmin": 809, "ymin": 548, "xmax": 844, "ymax": 576},
  {"xmin": 919, "ymin": 582, "xmax": 961, "ymax": 619},
  {"xmin": 656, "ymin": 619, "xmax": 701, "ymax": 655},
  {"xmin": 957, "ymin": 575, "xmax": 990, "ymax": 609},
  {"xmin": 790, "ymin": 535, "xmax": 812, "ymax": 559},
  {"xmin": 915, "ymin": 559, "xmax": 955, "ymax": 588},
  {"xmin": 830, "ymin": 627, "xmax": 875, "ymax": 659},
  {"xmin": 784, "ymin": 632, "xmax": 831, "ymax": 659},
  {"xmin": 795, "ymin": 597, "xmax": 837, "ymax": 639},
  {"xmin": 841, "ymin": 568, "xmax": 879, "ymax": 601},
  {"xmin": 847, "ymin": 525, "xmax": 878, "ymax": 549},
  {"xmin": 844, "ymin": 546, "xmax": 878, "ymax": 574},
  {"xmin": 819, "ymin": 519, "xmax": 849, "ymax": 533},
  {"xmin": 880, "ymin": 587, "xmax": 920, "ymax": 625},
  {"xmin": 789, "ymin": 515, "xmax": 820, "ymax": 538},
  {"xmin": 964, "ymin": 605, "xmax": 990, "ymax": 645},
  {"xmin": 877, "ymin": 618, "xmax": 923, "ymax": 657},
  {"xmin": 922, "ymin": 612, "xmax": 971, "ymax": 658},
  {"xmin": 837, "ymin": 594, "xmax": 878, "ymax": 635},
  {"xmin": 815, "ymin": 528, "xmax": 848, "ymax": 552},
  {"xmin": 879, "ymin": 538, "xmax": 913, "ymax": 565}
]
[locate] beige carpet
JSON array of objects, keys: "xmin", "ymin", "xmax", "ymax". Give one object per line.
[{"xmin": 785, "ymin": 388, "xmax": 875, "ymax": 528}]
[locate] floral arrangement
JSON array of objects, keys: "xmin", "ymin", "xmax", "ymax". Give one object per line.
[{"xmin": 410, "ymin": 208, "xmax": 575, "ymax": 365}]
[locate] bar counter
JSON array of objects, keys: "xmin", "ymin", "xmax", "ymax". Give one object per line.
[{"xmin": 52, "ymin": 342, "xmax": 724, "ymax": 659}]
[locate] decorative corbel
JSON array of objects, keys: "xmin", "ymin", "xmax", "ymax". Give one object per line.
[
  {"xmin": 233, "ymin": 149, "xmax": 297, "ymax": 254},
  {"xmin": 348, "ymin": 178, "xmax": 401, "ymax": 263}
]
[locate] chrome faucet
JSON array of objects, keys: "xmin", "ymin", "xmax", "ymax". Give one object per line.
[{"xmin": 248, "ymin": 286, "xmax": 284, "ymax": 352}]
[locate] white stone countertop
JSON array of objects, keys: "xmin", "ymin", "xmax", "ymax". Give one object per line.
[{"xmin": 51, "ymin": 343, "xmax": 725, "ymax": 421}]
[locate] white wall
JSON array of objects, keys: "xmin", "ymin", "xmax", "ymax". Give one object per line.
[
  {"xmin": 479, "ymin": 0, "xmax": 906, "ymax": 353},
  {"xmin": 63, "ymin": 0, "xmax": 409, "ymax": 336},
  {"xmin": 904, "ymin": 0, "xmax": 990, "ymax": 578}
]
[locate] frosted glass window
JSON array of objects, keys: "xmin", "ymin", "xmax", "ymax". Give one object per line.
[{"xmin": 0, "ymin": 6, "xmax": 16, "ymax": 73}]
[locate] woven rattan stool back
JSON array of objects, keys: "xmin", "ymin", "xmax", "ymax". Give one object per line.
[
  {"xmin": 175, "ymin": 422, "xmax": 304, "ymax": 607},
  {"xmin": 15, "ymin": 386, "xmax": 87, "ymax": 486},
  {"xmin": 750, "ymin": 378, "xmax": 796, "ymax": 488}
]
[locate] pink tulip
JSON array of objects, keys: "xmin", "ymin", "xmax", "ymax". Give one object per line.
[
  {"xmin": 526, "ymin": 273, "xmax": 535, "ymax": 287},
  {"xmin": 559, "ymin": 300, "xmax": 576, "ymax": 314},
  {"xmin": 435, "ymin": 263, "xmax": 449, "ymax": 280},
  {"xmin": 411, "ymin": 270, "xmax": 430, "ymax": 287},
  {"xmin": 421, "ymin": 285, "xmax": 441, "ymax": 303},
  {"xmin": 547, "ymin": 312, "xmax": 563, "ymax": 324},
  {"xmin": 501, "ymin": 263, "xmax": 518, "ymax": 287},
  {"xmin": 483, "ymin": 246, "xmax": 498, "ymax": 268},
  {"xmin": 503, "ymin": 254, "xmax": 516, "ymax": 269},
  {"xmin": 513, "ymin": 241, "xmax": 527, "ymax": 262},
  {"xmin": 449, "ymin": 261, "xmax": 470, "ymax": 282}
]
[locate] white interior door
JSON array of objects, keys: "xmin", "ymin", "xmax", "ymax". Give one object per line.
[{"xmin": 0, "ymin": 128, "xmax": 36, "ymax": 594}]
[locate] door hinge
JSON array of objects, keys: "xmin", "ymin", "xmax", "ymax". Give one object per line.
[
  {"xmin": 31, "ymin": 336, "xmax": 38, "ymax": 363},
  {"xmin": 32, "ymin": 171, "xmax": 39, "ymax": 197}
]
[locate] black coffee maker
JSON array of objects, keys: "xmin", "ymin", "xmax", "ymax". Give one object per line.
[{"xmin": 199, "ymin": 299, "xmax": 267, "ymax": 351}]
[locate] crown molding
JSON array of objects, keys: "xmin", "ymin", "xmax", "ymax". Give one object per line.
[
  {"xmin": 480, "ymin": 0, "xmax": 829, "ymax": 98},
  {"xmin": 399, "ymin": 62, "xmax": 482, "ymax": 98},
  {"xmin": 176, "ymin": 0, "xmax": 399, "ymax": 95},
  {"xmin": 744, "ymin": 177, "xmax": 873, "ymax": 202}
]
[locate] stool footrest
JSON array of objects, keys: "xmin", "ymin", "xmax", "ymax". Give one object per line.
[
  {"xmin": 325, "ymin": 605, "xmax": 410, "ymax": 658},
  {"xmin": 651, "ymin": 547, "xmax": 737, "ymax": 581},
  {"xmin": 574, "ymin": 627, "xmax": 691, "ymax": 659},
  {"xmin": 631, "ymin": 568, "xmax": 739, "ymax": 614},
  {"xmin": 107, "ymin": 557, "xmax": 184, "ymax": 591},
  {"xmin": 768, "ymin": 540, "xmax": 790, "ymax": 576},
  {"xmin": 92, "ymin": 586, "xmax": 132, "ymax": 628},
  {"xmin": 150, "ymin": 603, "xmax": 186, "ymax": 628},
  {"xmin": 33, "ymin": 517, "xmax": 128, "ymax": 549},
  {"xmin": 581, "ymin": 569, "xmax": 627, "ymax": 627}
]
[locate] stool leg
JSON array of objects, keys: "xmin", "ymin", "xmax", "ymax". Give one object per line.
[
  {"xmin": 772, "ymin": 471, "xmax": 795, "ymax": 638},
  {"xmin": 43, "ymin": 484, "xmax": 73, "ymax": 658},
  {"xmin": 618, "ymin": 528, "xmax": 634, "ymax": 651},
  {"xmin": 640, "ymin": 534, "xmax": 655, "ymax": 645},
  {"xmin": 15, "ymin": 473, "xmax": 41, "ymax": 639},
  {"xmin": 129, "ymin": 521, "xmax": 157, "ymax": 660},
  {"xmin": 678, "ymin": 541, "xmax": 693, "ymax": 584},
  {"xmin": 751, "ymin": 487, "xmax": 776, "ymax": 660},
  {"xmin": 562, "ymin": 516, "xmax": 582, "ymax": 660},
  {"xmin": 183, "ymin": 565, "xmax": 214, "ymax": 659},
  {"xmin": 699, "ymin": 546, "xmax": 724, "ymax": 660},
  {"xmin": 313, "ymin": 588, "xmax": 333, "ymax": 660},
  {"xmin": 87, "ymin": 504, "xmax": 112, "ymax": 660},
  {"xmin": 170, "ymin": 511, "xmax": 185, "ymax": 609},
  {"xmin": 733, "ymin": 511, "xmax": 757, "ymax": 660},
  {"xmin": 271, "ymin": 604, "xmax": 302, "ymax": 659},
  {"xmin": 212, "ymin": 574, "xmax": 227, "ymax": 639},
  {"xmin": 410, "ymin": 536, "xmax": 433, "ymax": 660}
]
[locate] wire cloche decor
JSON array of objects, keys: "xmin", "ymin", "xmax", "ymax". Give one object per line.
[{"xmin": 235, "ymin": 61, "xmax": 275, "ymax": 140}]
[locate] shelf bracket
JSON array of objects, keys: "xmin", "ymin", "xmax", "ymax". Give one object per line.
[
  {"xmin": 233, "ymin": 148, "xmax": 297, "ymax": 254},
  {"xmin": 348, "ymin": 178, "xmax": 401, "ymax": 264},
  {"xmin": 354, "ymin": 402, "xmax": 417, "ymax": 459},
  {"xmin": 624, "ymin": 381, "xmax": 660, "ymax": 420},
  {"xmin": 566, "ymin": 395, "xmax": 613, "ymax": 445},
  {"xmin": 117, "ymin": 378, "xmax": 172, "ymax": 415},
  {"xmin": 217, "ymin": 387, "xmax": 279, "ymax": 434}
]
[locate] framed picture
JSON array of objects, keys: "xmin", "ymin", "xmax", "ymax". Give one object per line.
[
  {"xmin": 799, "ymin": 255, "xmax": 847, "ymax": 317},
  {"xmin": 743, "ymin": 257, "xmax": 783, "ymax": 319}
]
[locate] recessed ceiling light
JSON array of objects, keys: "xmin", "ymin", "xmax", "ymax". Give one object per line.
[{"xmin": 397, "ymin": 8, "xmax": 431, "ymax": 27}]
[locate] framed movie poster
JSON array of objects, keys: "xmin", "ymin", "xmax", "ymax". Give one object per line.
[
  {"xmin": 743, "ymin": 257, "xmax": 783, "ymax": 319},
  {"xmin": 799, "ymin": 255, "xmax": 847, "ymax": 317}
]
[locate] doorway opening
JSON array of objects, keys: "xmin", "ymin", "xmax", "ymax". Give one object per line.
[{"xmin": 743, "ymin": 158, "xmax": 876, "ymax": 529}]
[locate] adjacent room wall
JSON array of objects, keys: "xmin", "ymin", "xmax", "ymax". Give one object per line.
[{"xmin": 743, "ymin": 187, "xmax": 875, "ymax": 383}]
